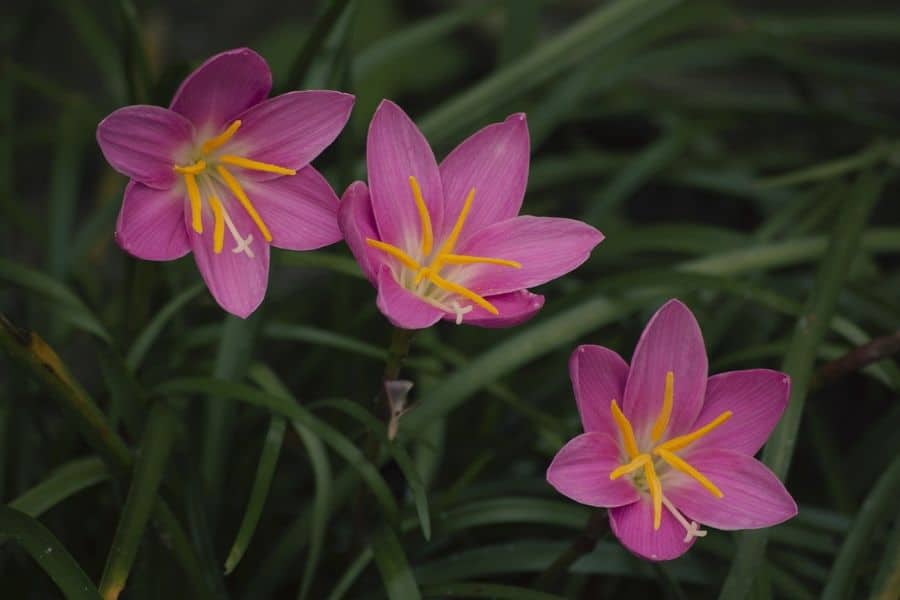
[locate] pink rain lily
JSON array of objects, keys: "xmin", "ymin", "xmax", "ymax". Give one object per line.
[
  {"xmin": 547, "ymin": 299, "xmax": 797, "ymax": 561},
  {"xmin": 96, "ymin": 48, "xmax": 354, "ymax": 317},
  {"xmin": 339, "ymin": 100, "xmax": 603, "ymax": 329}
]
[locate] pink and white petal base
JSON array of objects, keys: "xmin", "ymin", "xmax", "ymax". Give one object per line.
[
  {"xmin": 438, "ymin": 113, "xmax": 530, "ymax": 242},
  {"xmin": 665, "ymin": 449, "xmax": 797, "ymax": 531},
  {"xmin": 96, "ymin": 106, "xmax": 194, "ymax": 189},
  {"xmin": 367, "ymin": 100, "xmax": 444, "ymax": 250},
  {"xmin": 609, "ymin": 498, "xmax": 696, "ymax": 561},
  {"xmin": 244, "ymin": 166, "xmax": 341, "ymax": 250},
  {"xmin": 188, "ymin": 194, "xmax": 270, "ymax": 319},
  {"xmin": 339, "ymin": 181, "xmax": 383, "ymax": 284},
  {"xmin": 570, "ymin": 345, "xmax": 629, "ymax": 439},
  {"xmin": 547, "ymin": 433, "xmax": 640, "ymax": 508},
  {"xmin": 449, "ymin": 290, "xmax": 544, "ymax": 328},
  {"xmin": 623, "ymin": 299, "xmax": 708, "ymax": 443},
  {"xmin": 375, "ymin": 267, "xmax": 443, "ymax": 330},
  {"xmin": 689, "ymin": 370, "xmax": 791, "ymax": 456},
  {"xmin": 170, "ymin": 48, "xmax": 272, "ymax": 133},
  {"xmin": 116, "ymin": 181, "xmax": 190, "ymax": 261}
]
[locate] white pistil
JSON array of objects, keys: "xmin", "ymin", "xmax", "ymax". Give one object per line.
[
  {"xmin": 221, "ymin": 205, "xmax": 254, "ymax": 258},
  {"xmin": 661, "ymin": 495, "xmax": 707, "ymax": 542},
  {"xmin": 450, "ymin": 301, "xmax": 473, "ymax": 324}
]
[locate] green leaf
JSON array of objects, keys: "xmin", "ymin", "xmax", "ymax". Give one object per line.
[
  {"xmin": 262, "ymin": 322, "xmax": 384, "ymax": 361},
  {"xmin": 422, "ymin": 582, "xmax": 564, "ymax": 600},
  {"xmin": 126, "ymin": 283, "xmax": 204, "ymax": 370},
  {"xmin": 371, "ymin": 524, "xmax": 421, "ymax": 600},
  {"xmin": 0, "ymin": 506, "xmax": 101, "ymax": 599},
  {"xmin": 9, "ymin": 457, "xmax": 108, "ymax": 518}
]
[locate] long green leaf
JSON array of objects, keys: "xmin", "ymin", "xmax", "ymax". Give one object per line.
[
  {"xmin": 371, "ymin": 524, "xmax": 421, "ymax": 600},
  {"xmin": 9, "ymin": 457, "xmax": 108, "ymax": 518},
  {"xmin": 126, "ymin": 283, "xmax": 204, "ymax": 370},
  {"xmin": 422, "ymin": 582, "xmax": 564, "ymax": 600}
]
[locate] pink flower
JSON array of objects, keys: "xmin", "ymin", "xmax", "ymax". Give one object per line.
[
  {"xmin": 547, "ymin": 299, "xmax": 797, "ymax": 561},
  {"xmin": 96, "ymin": 48, "xmax": 354, "ymax": 317},
  {"xmin": 339, "ymin": 100, "xmax": 603, "ymax": 329}
]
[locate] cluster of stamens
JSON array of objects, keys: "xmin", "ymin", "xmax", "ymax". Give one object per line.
[
  {"xmin": 365, "ymin": 176, "xmax": 521, "ymax": 322},
  {"xmin": 173, "ymin": 119, "xmax": 296, "ymax": 257},
  {"xmin": 609, "ymin": 371, "xmax": 732, "ymax": 542}
]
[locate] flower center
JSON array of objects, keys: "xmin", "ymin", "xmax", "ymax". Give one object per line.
[
  {"xmin": 173, "ymin": 119, "xmax": 296, "ymax": 257},
  {"xmin": 364, "ymin": 176, "xmax": 521, "ymax": 321},
  {"xmin": 608, "ymin": 371, "xmax": 732, "ymax": 541}
]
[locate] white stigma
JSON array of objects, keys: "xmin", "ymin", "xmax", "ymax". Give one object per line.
[
  {"xmin": 450, "ymin": 301, "xmax": 473, "ymax": 325},
  {"xmin": 220, "ymin": 206, "xmax": 255, "ymax": 258},
  {"xmin": 661, "ymin": 495, "xmax": 707, "ymax": 542}
]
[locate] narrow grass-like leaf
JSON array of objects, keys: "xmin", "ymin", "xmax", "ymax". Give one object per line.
[
  {"xmin": 276, "ymin": 250, "xmax": 365, "ymax": 278},
  {"xmin": 47, "ymin": 110, "xmax": 85, "ymax": 280},
  {"xmin": 281, "ymin": 0, "xmax": 354, "ymax": 92},
  {"xmin": 0, "ymin": 506, "xmax": 101, "ymax": 599},
  {"xmin": 127, "ymin": 283, "xmax": 203, "ymax": 370},
  {"xmin": 54, "ymin": 0, "xmax": 126, "ymax": 102},
  {"xmin": 422, "ymin": 582, "xmax": 564, "ymax": 600},
  {"xmin": 871, "ymin": 515, "xmax": 900, "ymax": 600},
  {"xmin": 262, "ymin": 322, "xmax": 384, "ymax": 361},
  {"xmin": 371, "ymin": 524, "xmax": 421, "ymax": 600},
  {"xmin": 9, "ymin": 457, "xmax": 108, "ymax": 518}
]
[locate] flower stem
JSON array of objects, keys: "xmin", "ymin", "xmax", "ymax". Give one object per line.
[{"xmin": 533, "ymin": 509, "xmax": 609, "ymax": 591}]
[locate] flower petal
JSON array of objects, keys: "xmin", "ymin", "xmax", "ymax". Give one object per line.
[
  {"xmin": 242, "ymin": 166, "xmax": 341, "ymax": 250},
  {"xmin": 547, "ymin": 433, "xmax": 639, "ymax": 508},
  {"xmin": 608, "ymin": 498, "xmax": 696, "ymax": 561},
  {"xmin": 188, "ymin": 191, "xmax": 270, "ymax": 318},
  {"xmin": 438, "ymin": 113, "xmax": 529, "ymax": 242},
  {"xmin": 96, "ymin": 106, "xmax": 194, "ymax": 189},
  {"xmin": 665, "ymin": 449, "xmax": 797, "ymax": 530},
  {"xmin": 570, "ymin": 345, "xmax": 629, "ymax": 438},
  {"xmin": 689, "ymin": 370, "xmax": 791, "ymax": 456},
  {"xmin": 623, "ymin": 299, "xmax": 707, "ymax": 443},
  {"xmin": 231, "ymin": 91, "xmax": 354, "ymax": 181},
  {"xmin": 375, "ymin": 266, "xmax": 443, "ymax": 329},
  {"xmin": 453, "ymin": 216, "xmax": 602, "ymax": 296},
  {"xmin": 170, "ymin": 47, "xmax": 272, "ymax": 132},
  {"xmin": 339, "ymin": 181, "xmax": 383, "ymax": 284},
  {"xmin": 367, "ymin": 100, "xmax": 444, "ymax": 253},
  {"xmin": 447, "ymin": 289, "xmax": 544, "ymax": 328},
  {"xmin": 115, "ymin": 181, "xmax": 190, "ymax": 261}
]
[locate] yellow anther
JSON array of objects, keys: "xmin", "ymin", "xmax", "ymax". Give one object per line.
[
  {"xmin": 652, "ymin": 371, "xmax": 675, "ymax": 442},
  {"xmin": 657, "ymin": 411, "xmax": 733, "ymax": 453},
  {"xmin": 219, "ymin": 155, "xmax": 297, "ymax": 176},
  {"xmin": 408, "ymin": 176, "xmax": 433, "ymax": 256},
  {"xmin": 440, "ymin": 254, "xmax": 522, "ymax": 269},
  {"xmin": 610, "ymin": 399, "xmax": 640, "ymax": 459},
  {"xmin": 423, "ymin": 270, "xmax": 498, "ymax": 315},
  {"xmin": 609, "ymin": 453, "xmax": 650, "ymax": 480},
  {"xmin": 201, "ymin": 120, "xmax": 242, "ymax": 155},
  {"xmin": 183, "ymin": 173, "xmax": 203, "ymax": 234},
  {"xmin": 216, "ymin": 166, "xmax": 273, "ymax": 242},
  {"xmin": 365, "ymin": 239, "xmax": 422, "ymax": 272},
  {"xmin": 655, "ymin": 448, "xmax": 723, "ymax": 498},
  {"xmin": 174, "ymin": 159, "xmax": 207, "ymax": 175},
  {"xmin": 208, "ymin": 195, "xmax": 225, "ymax": 254},
  {"xmin": 644, "ymin": 461, "xmax": 663, "ymax": 530},
  {"xmin": 437, "ymin": 187, "xmax": 476, "ymax": 260}
]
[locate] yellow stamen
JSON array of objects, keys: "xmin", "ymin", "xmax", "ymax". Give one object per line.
[
  {"xmin": 436, "ymin": 187, "xmax": 475, "ymax": 259},
  {"xmin": 610, "ymin": 399, "xmax": 640, "ymax": 459},
  {"xmin": 216, "ymin": 166, "xmax": 273, "ymax": 242},
  {"xmin": 365, "ymin": 239, "xmax": 422, "ymax": 272},
  {"xmin": 408, "ymin": 176, "xmax": 433, "ymax": 256},
  {"xmin": 657, "ymin": 411, "xmax": 733, "ymax": 453},
  {"xmin": 652, "ymin": 371, "xmax": 675, "ymax": 442},
  {"xmin": 423, "ymin": 270, "xmax": 498, "ymax": 315},
  {"xmin": 219, "ymin": 155, "xmax": 296, "ymax": 176},
  {"xmin": 201, "ymin": 120, "xmax": 242, "ymax": 155},
  {"xmin": 208, "ymin": 195, "xmax": 225, "ymax": 254},
  {"xmin": 174, "ymin": 159, "xmax": 206, "ymax": 175},
  {"xmin": 440, "ymin": 254, "xmax": 522, "ymax": 268},
  {"xmin": 644, "ymin": 461, "xmax": 663, "ymax": 530},
  {"xmin": 656, "ymin": 448, "xmax": 723, "ymax": 498},
  {"xmin": 609, "ymin": 453, "xmax": 650, "ymax": 480},
  {"xmin": 183, "ymin": 173, "xmax": 203, "ymax": 234}
]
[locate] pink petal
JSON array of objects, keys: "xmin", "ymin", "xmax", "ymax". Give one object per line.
[
  {"xmin": 547, "ymin": 433, "xmax": 639, "ymax": 508},
  {"xmin": 623, "ymin": 299, "xmax": 707, "ymax": 443},
  {"xmin": 570, "ymin": 345, "xmax": 629, "ymax": 438},
  {"xmin": 375, "ymin": 267, "xmax": 443, "ymax": 329},
  {"xmin": 188, "ymin": 192, "xmax": 270, "ymax": 318},
  {"xmin": 665, "ymin": 449, "xmax": 797, "ymax": 530},
  {"xmin": 242, "ymin": 166, "xmax": 341, "ymax": 250},
  {"xmin": 170, "ymin": 48, "xmax": 271, "ymax": 133},
  {"xmin": 609, "ymin": 498, "xmax": 696, "ymax": 561},
  {"xmin": 453, "ymin": 216, "xmax": 603, "ymax": 296},
  {"xmin": 96, "ymin": 106, "xmax": 194, "ymax": 189},
  {"xmin": 115, "ymin": 181, "xmax": 190, "ymax": 261},
  {"xmin": 688, "ymin": 370, "xmax": 791, "ymax": 456},
  {"xmin": 438, "ymin": 113, "xmax": 529, "ymax": 243},
  {"xmin": 339, "ymin": 181, "xmax": 383, "ymax": 284},
  {"xmin": 231, "ymin": 91, "xmax": 354, "ymax": 181},
  {"xmin": 367, "ymin": 100, "xmax": 444, "ymax": 252},
  {"xmin": 446, "ymin": 290, "xmax": 544, "ymax": 328}
]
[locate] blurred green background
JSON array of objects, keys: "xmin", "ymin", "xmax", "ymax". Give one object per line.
[{"xmin": 1, "ymin": 0, "xmax": 900, "ymax": 598}]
